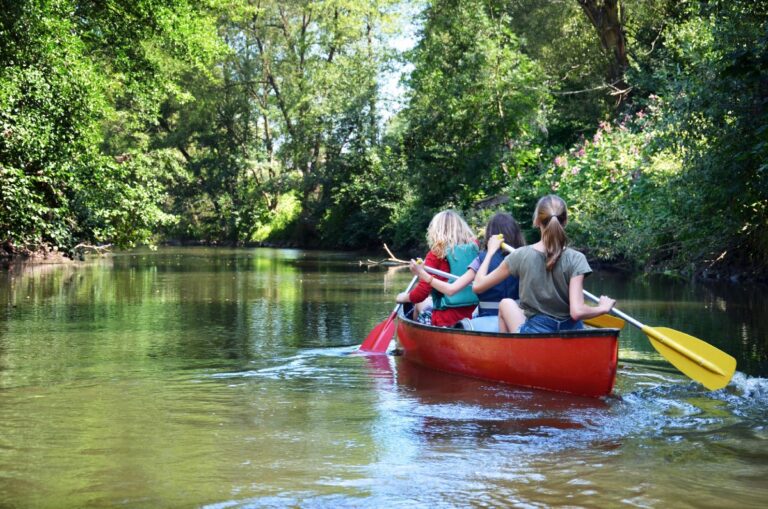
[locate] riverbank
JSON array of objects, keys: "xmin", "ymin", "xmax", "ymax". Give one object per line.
[
  {"xmin": 0, "ymin": 241, "xmax": 74, "ymax": 265},
  {"xmin": 3, "ymin": 240, "xmax": 766, "ymax": 285}
]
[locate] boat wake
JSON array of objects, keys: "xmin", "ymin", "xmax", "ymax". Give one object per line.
[
  {"xmin": 209, "ymin": 348, "xmax": 768, "ymax": 454},
  {"xmin": 209, "ymin": 346, "xmax": 364, "ymax": 382},
  {"xmin": 600, "ymin": 370, "xmax": 768, "ymax": 444}
]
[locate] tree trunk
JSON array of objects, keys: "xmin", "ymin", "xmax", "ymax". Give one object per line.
[{"xmin": 577, "ymin": 0, "xmax": 630, "ymax": 101}]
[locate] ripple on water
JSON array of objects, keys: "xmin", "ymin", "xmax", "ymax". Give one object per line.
[
  {"xmin": 212, "ymin": 349, "xmax": 768, "ymax": 449},
  {"xmin": 199, "ymin": 350, "xmax": 768, "ymax": 508}
]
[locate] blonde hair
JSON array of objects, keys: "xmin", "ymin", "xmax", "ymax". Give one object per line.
[
  {"xmin": 426, "ymin": 210, "xmax": 475, "ymax": 259},
  {"xmin": 533, "ymin": 195, "xmax": 568, "ymax": 271}
]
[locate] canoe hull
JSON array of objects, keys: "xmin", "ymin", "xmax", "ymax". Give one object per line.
[{"xmin": 396, "ymin": 315, "xmax": 619, "ymax": 398}]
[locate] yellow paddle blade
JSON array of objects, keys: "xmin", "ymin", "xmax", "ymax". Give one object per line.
[
  {"xmin": 584, "ymin": 314, "xmax": 626, "ymax": 329},
  {"xmin": 642, "ymin": 325, "xmax": 737, "ymax": 390}
]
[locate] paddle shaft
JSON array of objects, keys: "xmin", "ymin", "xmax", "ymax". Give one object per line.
[
  {"xmin": 420, "ymin": 265, "xmax": 457, "ymax": 280},
  {"xmin": 582, "ymin": 290, "xmax": 641, "ymax": 328},
  {"xmin": 397, "ymin": 275, "xmax": 420, "ymax": 312},
  {"xmin": 582, "ymin": 290, "xmax": 725, "ymax": 376}
]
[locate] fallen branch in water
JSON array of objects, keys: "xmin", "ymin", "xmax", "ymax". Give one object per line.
[
  {"xmin": 73, "ymin": 243, "xmax": 112, "ymax": 256},
  {"xmin": 358, "ymin": 243, "xmax": 410, "ymax": 267},
  {"xmin": 383, "ymin": 243, "xmax": 409, "ymax": 264}
]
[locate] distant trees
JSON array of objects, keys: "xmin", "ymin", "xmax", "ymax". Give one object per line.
[
  {"xmin": 155, "ymin": 0, "xmax": 402, "ymax": 246},
  {"xmin": 401, "ymin": 0, "xmax": 549, "ymax": 209},
  {"xmin": 1, "ymin": 0, "xmax": 403, "ymax": 250}
]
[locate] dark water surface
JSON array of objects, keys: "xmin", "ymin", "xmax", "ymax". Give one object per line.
[{"xmin": 0, "ymin": 247, "xmax": 766, "ymax": 508}]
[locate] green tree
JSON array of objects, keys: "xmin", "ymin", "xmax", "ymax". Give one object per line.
[
  {"xmin": 0, "ymin": 0, "xmax": 223, "ymax": 253},
  {"xmin": 401, "ymin": 0, "xmax": 550, "ymax": 210},
  {"xmin": 640, "ymin": 0, "xmax": 768, "ymax": 273},
  {"xmin": 536, "ymin": 0, "xmax": 768, "ymax": 275},
  {"xmin": 156, "ymin": 0, "xmax": 401, "ymax": 245}
]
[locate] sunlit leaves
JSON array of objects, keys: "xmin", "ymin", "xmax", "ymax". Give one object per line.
[{"xmin": 0, "ymin": 0, "xmax": 223, "ymax": 251}]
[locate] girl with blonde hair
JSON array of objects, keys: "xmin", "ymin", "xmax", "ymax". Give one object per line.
[
  {"xmin": 396, "ymin": 210, "xmax": 478, "ymax": 327},
  {"xmin": 408, "ymin": 212, "xmax": 526, "ymax": 331},
  {"xmin": 472, "ymin": 195, "xmax": 615, "ymax": 333}
]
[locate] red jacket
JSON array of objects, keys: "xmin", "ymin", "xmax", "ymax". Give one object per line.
[{"xmin": 408, "ymin": 250, "xmax": 475, "ymax": 327}]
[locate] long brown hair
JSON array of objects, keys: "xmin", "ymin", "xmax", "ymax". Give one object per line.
[
  {"xmin": 484, "ymin": 212, "xmax": 525, "ymax": 249},
  {"xmin": 533, "ymin": 195, "xmax": 568, "ymax": 271}
]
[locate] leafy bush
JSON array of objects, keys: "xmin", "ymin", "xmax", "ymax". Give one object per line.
[
  {"xmin": 538, "ymin": 105, "xmax": 677, "ymax": 267},
  {"xmin": 251, "ymin": 192, "xmax": 302, "ymax": 244}
]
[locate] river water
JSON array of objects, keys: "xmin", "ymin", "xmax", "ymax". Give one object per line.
[{"xmin": 0, "ymin": 247, "xmax": 766, "ymax": 508}]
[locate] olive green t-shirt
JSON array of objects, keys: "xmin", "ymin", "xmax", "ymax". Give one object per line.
[{"xmin": 503, "ymin": 246, "xmax": 592, "ymax": 320}]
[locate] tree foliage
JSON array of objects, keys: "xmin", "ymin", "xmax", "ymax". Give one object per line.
[
  {"xmin": 640, "ymin": 0, "xmax": 768, "ymax": 273},
  {"xmin": 1, "ymin": 0, "xmax": 766, "ymax": 277},
  {"xmin": 401, "ymin": 0, "xmax": 549, "ymax": 210},
  {"xmin": 0, "ymin": 0, "xmax": 222, "ymax": 252},
  {"xmin": 155, "ymin": 0, "xmax": 401, "ymax": 245},
  {"xmin": 527, "ymin": 0, "xmax": 768, "ymax": 275}
]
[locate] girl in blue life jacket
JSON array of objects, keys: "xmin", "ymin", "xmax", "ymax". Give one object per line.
[
  {"xmin": 396, "ymin": 210, "xmax": 479, "ymax": 327},
  {"xmin": 408, "ymin": 212, "xmax": 525, "ymax": 331}
]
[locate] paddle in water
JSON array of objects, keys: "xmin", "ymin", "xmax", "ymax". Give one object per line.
[
  {"xmin": 582, "ymin": 290, "xmax": 736, "ymax": 390},
  {"xmin": 360, "ymin": 275, "xmax": 419, "ymax": 353}
]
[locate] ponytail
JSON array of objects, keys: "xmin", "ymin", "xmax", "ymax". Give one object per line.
[{"xmin": 533, "ymin": 195, "xmax": 568, "ymax": 271}]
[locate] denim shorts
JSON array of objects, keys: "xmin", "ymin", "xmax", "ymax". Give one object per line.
[{"xmin": 517, "ymin": 314, "xmax": 584, "ymax": 333}]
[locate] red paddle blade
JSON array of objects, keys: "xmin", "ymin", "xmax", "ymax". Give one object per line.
[{"xmin": 359, "ymin": 312, "xmax": 396, "ymax": 352}]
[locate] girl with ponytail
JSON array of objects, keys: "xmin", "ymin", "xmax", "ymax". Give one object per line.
[
  {"xmin": 536, "ymin": 195, "xmax": 568, "ymax": 271},
  {"xmin": 472, "ymin": 195, "xmax": 615, "ymax": 333}
]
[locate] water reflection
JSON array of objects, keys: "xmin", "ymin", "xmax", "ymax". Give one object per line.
[
  {"xmin": 357, "ymin": 353, "xmax": 768, "ymax": 507},
  {"xmin": 585, "ymin": 270, "xmax": 768, "ymax": 376},
  {"xmin": 0, "ymin": 248, "xmax": 767, "ymax": 508}
]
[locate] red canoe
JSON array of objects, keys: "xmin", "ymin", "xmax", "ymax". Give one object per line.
[{"xmin": 395, "ymin": 311, "xmax": 620, "ymax": 398}]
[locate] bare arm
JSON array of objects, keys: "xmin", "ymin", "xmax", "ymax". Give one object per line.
[
  {"xmin": 472, "ymin": 235, "xmax": 510, "ymax": 293},
  {"xmin": 568, "ymin": 275, "xmax": 616, "ymax": 320},
  {"xmin": 409, "ymin": 260, "xmax": 476, "ymax": 296}
]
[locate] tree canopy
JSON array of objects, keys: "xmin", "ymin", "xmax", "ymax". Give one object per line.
[{"xmin": 1, "ymin": 0, "xmax": 766, "ymax": 278}]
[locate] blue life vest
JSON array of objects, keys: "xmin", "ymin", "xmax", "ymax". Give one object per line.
[
  {"xmin": 475, "ymin": 251, "xmax": 520, "ymax": 317},
  {"xmin": 431, "ymin": 243, "xmax": 480, "ymax": 310}
]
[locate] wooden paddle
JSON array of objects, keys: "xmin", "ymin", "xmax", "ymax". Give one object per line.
[
  {"xmin": 359, "ymin": 275, "xmax": 419, "ymax": 353},
  {"xmin": 499, "ymin": 241, "xmax": 736, "ymax": 390},
  {"xmin": 418, "ymin": 264, "xmax": 623, "ymax": 330}
]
